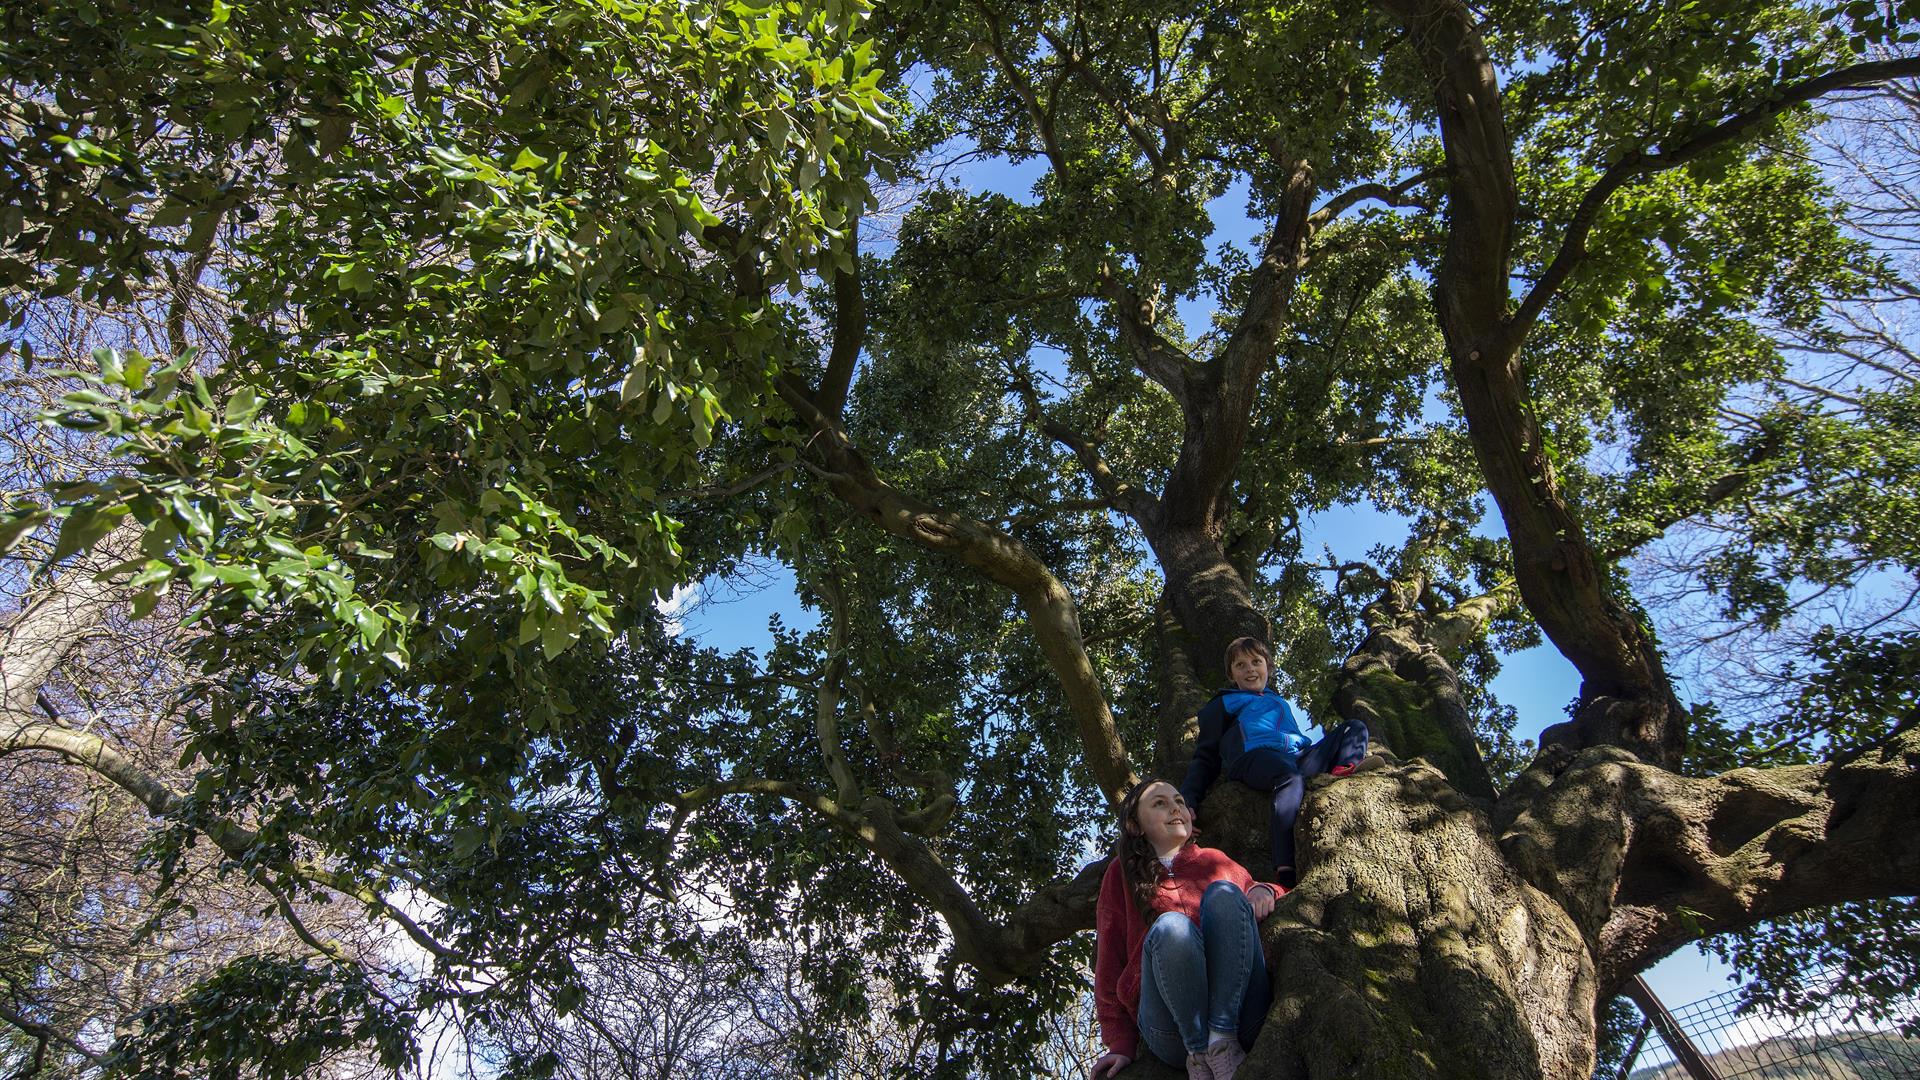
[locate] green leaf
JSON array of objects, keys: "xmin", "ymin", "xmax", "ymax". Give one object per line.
[
  {"xmin": 51, "ymin": 505, "xmax": 122, "ymax": 563},
  {"xmin": 0, "ymin": 511, "xmax": 47, "ymax": 556}
]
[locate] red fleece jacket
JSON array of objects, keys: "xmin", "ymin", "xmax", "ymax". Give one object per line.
[{"xmin": 1093, "ymin": 844, "xmax": 1269, "ymax": 1060}]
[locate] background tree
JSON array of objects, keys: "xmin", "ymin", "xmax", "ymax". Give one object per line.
[{"xmin": 3, "ymin": 0, "xmax": 1919, "ymax": 1077}]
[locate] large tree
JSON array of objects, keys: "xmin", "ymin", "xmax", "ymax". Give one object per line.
[{"xmin": 3, "ymin": 0, "xmax": 1919, "ymax": 1076}]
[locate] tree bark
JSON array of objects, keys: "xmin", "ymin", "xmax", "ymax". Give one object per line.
[
  {"xmin": 1105, "ymin": 718, "xmax": 1920, "ymax": 1080},
  {"xmin": 1332, "ymin": 574, "xmax": 1504, "ymax": 798}
]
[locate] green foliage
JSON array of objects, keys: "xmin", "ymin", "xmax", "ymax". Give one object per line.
[
  {"xmin": 107, "ymin": 956, "xmax": 413, "ymax": 1080},
  {"xmin": 1708, "ymin": 898, "xmax": 1920, "ymax": 1038},
  {"xmin": 5, "ymin": 0, "xmax": 1918, "ymax": 1071},
  {"xmin": 3, "ymin": 0, "xmax": 890, "ymax": 720}
]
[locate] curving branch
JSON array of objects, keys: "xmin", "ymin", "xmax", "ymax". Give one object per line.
[
  {"xmin": 775, "ymin": 377, "xmax": 1137, "ymax": 804},
  {"xmin": 1308, "ymin": 168, "xmax": 1441, "ymax": 230},
  {"xmin": 1010, "ymin": 376, "xmax": 1161, "ymax": 523},
  {"xmin": 2, "ymin": 718, "xmax": 458, "ymax": 963},
  {"xmin": 1512, "ymin": 56, "xmax": 1920, "ymax": 340},
  {"xmin": 1498, "ymin": 728, "xmax": 1920, "ymax": 996},
  {"xmin": 666, "ymin": 775, "xmax": 1101, "ymax": 982},
  {"xmin": 973, "ymin": 1, "xmax": 1071, "ymax": 175},
  {"xmin": 0, "ymin": 999, "xmax": 107, "ymax": 1072}
]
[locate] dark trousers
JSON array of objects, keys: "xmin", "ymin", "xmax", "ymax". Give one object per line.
[{"xmin": 1226, "ymin": 719, "xmax": 1370, "ymax": 872}]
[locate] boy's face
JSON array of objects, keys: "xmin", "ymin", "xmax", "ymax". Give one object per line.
[{"xmin": 1229, "ymin": 650, "xmax": 1269, "ymax": 692}]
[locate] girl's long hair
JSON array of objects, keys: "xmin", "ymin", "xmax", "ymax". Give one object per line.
[{"xmin": 1113, "ymin": 777, "xmax": 1190, "ymax": 924}]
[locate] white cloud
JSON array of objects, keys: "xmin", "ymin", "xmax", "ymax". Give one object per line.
[{"xmin": 655, "ymin": 581, "xmax": 700, "ymax": 637}]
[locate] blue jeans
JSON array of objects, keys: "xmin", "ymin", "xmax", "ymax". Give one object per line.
[
  {"xmin": 1136, "ymin": 881, "xmax": 1271, "ymax": 1064},
  {"xmin": 1229, "ymin": 719, "xmax": 1370, "ymax": 874}
]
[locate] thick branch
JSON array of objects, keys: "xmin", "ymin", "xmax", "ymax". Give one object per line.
[
  {"xmin": 813, "ymin": 217, "xmax": 863, "ymax": 421},
  {"xmin": 1376, "ymin": 0, "xmax": 1686, "ymax": 765},
  {"xmin": 1170, "ymin": 157, "xmax": 1316, "ymax": 528},
  {"xmin": 776, "ymin": 377, "xmax": 1136, "ymax": 804},
  {"xmin": 974, "ymin": 2, "xmax": 1070, "ymax": 175},
  {"xmin": 1498, "ymin": 730, "xmax": 1920, "ymax": 995},
  {"xmin": 1334, "ymin": 573, "xmax": 1500, "ymax": 798},
  {"xmin": 1098, "ymin": 271, "xmax": 1200, "ymax": 406}
]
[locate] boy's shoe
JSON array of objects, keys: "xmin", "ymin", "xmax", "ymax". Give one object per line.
[
  {"xmin": 1184, "ymin": 1050, "xmax": 1218, "ymax": 1080},
  {"xmin": 1204, "ymin": 1038, "xmax": 1248, "ymax": 1080},
  {"xmin": 1331, "ymin": 753, "xmax": 1389, "ymax": 777},
  {"xmin": 1274, "ymin": 865, "xmax": 1297, "ymax": 890}
]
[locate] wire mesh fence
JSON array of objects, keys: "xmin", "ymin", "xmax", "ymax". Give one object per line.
[{"xmin": 1620, "ymin": 970, "xmax": 1920, "ymax": 1080}]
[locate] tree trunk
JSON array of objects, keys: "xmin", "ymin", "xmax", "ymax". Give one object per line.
[
  {"xmin": 1256, "ymin": 770, "xmax": 1597, "ymax": 1080},
  {"xmin": 1146, "ymin": 522, "xmax": 1270, "ymax": 677},
  {"xmin": 1110, "ymin": 721, "xmax": 1920, "ymax": 1080}
]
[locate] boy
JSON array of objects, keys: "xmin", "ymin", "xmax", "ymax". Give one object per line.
[{"xmin": 1179, "ymin": 637, "xmax": 1376, "ymax": 890}]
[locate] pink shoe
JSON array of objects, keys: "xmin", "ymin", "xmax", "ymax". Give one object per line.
[
  {"xmin": 1185, "ymin": 1050, "xmax": 1217, "ymax": 1080},
  {"xmin": 1205, "ymin": 1038, "xmax": 1247, "ymax": 1080}
]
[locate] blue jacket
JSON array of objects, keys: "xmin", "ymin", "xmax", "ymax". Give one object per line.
[{"xmin": 1179, "ymin": 688, "xmax": 1310, "ymax": 810}]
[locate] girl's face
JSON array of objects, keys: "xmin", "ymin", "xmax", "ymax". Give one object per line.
[
  {"xmin": 1129, "ymin": 782, "xmax": 1192, "ymax": 855},
  {"xmin": 1229, "ymin": 650, "xmax": 1270, "ymax": 692}
]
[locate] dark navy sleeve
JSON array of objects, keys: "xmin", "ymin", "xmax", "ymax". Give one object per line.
[{"xmin": 1180, "ymin": 696, "xmax": 1226, "ymax": 812}]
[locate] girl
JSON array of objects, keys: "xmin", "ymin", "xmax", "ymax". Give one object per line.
[{"xmin": 1089, "ymin": 778, "xmax": 1277, "ymax": 1080}]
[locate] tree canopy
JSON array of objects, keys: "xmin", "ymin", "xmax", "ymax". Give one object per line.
[{"xmin": 3, "ymin": 0, "xmax": 1919, "ymax": 1075}]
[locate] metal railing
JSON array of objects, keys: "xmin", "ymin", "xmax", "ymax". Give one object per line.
[{"xmin": 1618, "ymin": 970, "xmax": 1920, "ymax": 1080}]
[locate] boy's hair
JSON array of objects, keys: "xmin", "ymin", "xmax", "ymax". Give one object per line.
[{"xmin": 1223, "ymin": 636, "xmax": 1272, "ymax": 676}]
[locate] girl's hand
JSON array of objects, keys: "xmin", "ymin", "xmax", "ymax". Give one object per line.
[
  {"xmin": 1251, "ymin": 883, "xmax": 1277, "ymax": 920},
  {"xmin": 1089, "ymin": 1052, "xmax": 1132, "ymax": 1078}
]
